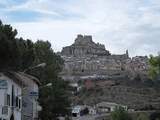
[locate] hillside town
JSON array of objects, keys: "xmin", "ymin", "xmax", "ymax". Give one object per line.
[
  {"xmin": 0, "ymin": 29, "xmax": 160, "ymax": 120},
  {"xmin": 1, "ymin": 0, "xmax": 160, "ymax": 119},
  {"xmin": 60, "ymin": 34, "xmax": 149, "ymax": 82},
  {"xmin": 58, "ymin": 35, "xmax": 160, "ymax": 120}
]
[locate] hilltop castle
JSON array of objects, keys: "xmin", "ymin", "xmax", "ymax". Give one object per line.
[
  {"xmin": 58, "ymin": 35, "xmax": 160, "ymax": 110},
  {"xmin": 59, "ymin": 34, "xmax": 149, "ymax": 81}
]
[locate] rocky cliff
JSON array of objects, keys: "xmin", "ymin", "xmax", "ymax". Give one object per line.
[
  {"xmin": 61, "ymin": 34, "xmax": 110, "ymax": 57},
  {"xmin": 59, "ymin": 34, "xmax": 160, "ymax": 110},
  {"xmin": 59, "ymin": 34, "xmax": 148, "ymax": 82}
]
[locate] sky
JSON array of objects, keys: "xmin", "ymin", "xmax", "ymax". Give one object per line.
[{"xmin": 0, "ymin": 0, "xmax": 160, "ymax": 57}]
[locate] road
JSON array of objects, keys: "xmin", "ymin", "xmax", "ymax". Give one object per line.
[
  {"xmin": 72, "ymin": 114, "xmax": 110, "ymax": 120},
  {"xmin": 72, "ymin": 115, "xmax": 97, "ymax": 120}
]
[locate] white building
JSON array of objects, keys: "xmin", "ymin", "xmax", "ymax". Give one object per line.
[
  {"xmin": 0, "ymin": 72, "xmax": 22, "ymax": 120},
  {"xmin": 72, "ymin": 106, "xmax": 82, "ymax": 117},
  {"xmin": 69, "ymin": 82, "xmax": 82, "ymax": 93},
  {"xmin": 72, "ymin": 105, "xmax": 86, "ymax": 117},
  {"xmin": 0, "ymin": 72, "xmax": 41, "ymax": 120},
  {"xmin": 96, "ymin": 102, "xmax": 127, "ymax": 113},
  {"xmin": 15, "ymin": 72, "xmax": 41, "ymax": 120},
  {"xmin": 88, "ymin": 106, "xmax": 96, "ymax": 115}
]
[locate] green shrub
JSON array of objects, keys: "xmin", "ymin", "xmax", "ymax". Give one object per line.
[
  {"xmin": 137, "ymin": 113, "xmax": 149, "ymax": 120},
  {"xmin": 111, "ymin": 107, "xmax": 132, "ymax": 120}
]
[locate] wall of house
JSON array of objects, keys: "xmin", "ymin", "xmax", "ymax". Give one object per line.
[
  {"xmin": 0, "ymin": 73, "xmax": 22, "ymax": 120},
  {"xmin": 19, "ymin": 74, "xmax": 39, "ymax": 120}
]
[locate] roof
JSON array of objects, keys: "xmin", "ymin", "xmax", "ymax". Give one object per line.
[
  {"xmin": 96, "ymin": 102, "xmax": 118, "ymax": 107},
  {"xmin": 17, "ymin": 72, "xmax": 41, "ymax": 86},
  {"xmin": 2, "ymin": 71, "xmax": 40, "ymax": 86},
  {"xmin": 2, "ymin": 71, "xmax": 25, "ymax": 87},
  {"xmin": 72, "ymin": 105, "xmax": 85, "ymax": 113},
  {"xmin": 96, "ymin": 102, "xmax": 127, "ymax": 108}
]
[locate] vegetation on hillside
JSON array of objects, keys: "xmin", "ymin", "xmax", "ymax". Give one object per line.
[
  {"xmin": 111, "ymin": 107, "xmax": 132, "ymax": 120},
  {"xmin": 149, "ymin": 54, "xmax": 160, "ymax": 80},
  {"xmin": 136, "ymin": 113, "xmax": 149, "ymax": 120}
]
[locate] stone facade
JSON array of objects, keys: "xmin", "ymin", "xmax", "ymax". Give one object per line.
[{"xmin": 59, "ymin": 34, "xmax": 149, "ymax": 81}]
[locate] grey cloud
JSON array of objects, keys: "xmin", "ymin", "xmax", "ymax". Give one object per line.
[{"xmin": 2, "ymin": 0, "xmax": 160, "ymax": 57}]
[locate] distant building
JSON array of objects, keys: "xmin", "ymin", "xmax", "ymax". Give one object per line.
[
  {"xmin": 72, "ymin": 105, "xmax": 88, "ymax": 117},
  {"xmin": 72, "ymin": 105, "xmax": 84, "ymax": 117},
  {"xmin": 88, "ymin": 106, "xmax": 96, "ymax": 115},
  {"xmin": 84, "ymin": 80, "xmax": 95, "ymax": 90},
  {"xmin": 96, "ymin": 102, "xmax": 127, "ymax": 113},
  {"xmin": 69, "ymin": 83, "xmax": 81, "ymax": 92}
]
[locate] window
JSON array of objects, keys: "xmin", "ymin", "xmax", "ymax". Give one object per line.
[
  {"xmin": 18, "ymin": 98, "xmax": 21, "ymax": 109},
  {"xmin": 7, "ymin": 94, "xmax": 10, "ymax": 106},
  {"xmin": 16, "ymin": 97, "xmax": 18, "ymax": 107},
  {"xmin": 11, "ymin": 85, "xmax": 14, "ymax": 106}
]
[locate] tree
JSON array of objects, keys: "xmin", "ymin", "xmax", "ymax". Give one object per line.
[
  {"xmin": 17, "ymin": 38, "xmax": 35, "ymax": 70},
  {"xmin": 111, "ymin": 107, "xmax": 132, "ymax": 120},
  {"xmin": 149, "ymin": 54, "xmax": 160, "ymax": 80},
  {"xmin": 150, "ymin": 112, "xmax": 160, "ymax": 120},
  {"xmin": 0, "ymin": 20, "xmax": 19, "ymax": 70},
  {"xmin": 33, "ymin": 40, "xmax": 71, "ymax": 120},
  {"xmin": 0, "ymin": 20, "xmax": 35, "ymax": 71},
  {"xmin": 0, "ymin": 20, "xmax": 71, "ymax": 120}
]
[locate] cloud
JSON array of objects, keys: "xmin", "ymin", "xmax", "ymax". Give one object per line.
[{"xmin": 1, "ymin": 0, "xmax": 160, "ymax": 56}]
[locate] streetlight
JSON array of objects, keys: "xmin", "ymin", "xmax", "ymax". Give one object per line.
[
  {"xmin": 23, "ymin": 63, "xmax": 46, "ymax": 73},
  {"xmin": 37, "ymin": 82, "xmax": 52, "ymax": 116},
  {"xmin": 39, "ymin": 83, "xmax": 52, "ymax": 89},
  {"xmin": 20, "ymin": 83, "xmax": 52, "ymax": 93},
  {"xmin": 21, "ymin": 62, "xmax": 46, "ymax": 120}
]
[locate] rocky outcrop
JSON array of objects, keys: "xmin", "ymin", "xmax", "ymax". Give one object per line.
[
  {"xmin": 61, "ymin": 34, "xmax": 110, "ymax": 56},
  {"xmin": 59, "ymin": 35, "xmax": 149, "ymax": 82},
  {"xmin": 59, "ymin": 34, "xmax": 160, "ymax": 110}
]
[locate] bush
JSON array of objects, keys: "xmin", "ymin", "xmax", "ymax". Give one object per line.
[
  {"xmin": 111, "ymin": 107, "xmax": 132, "ymax": 120},
  {"xmin": 137, "ymin": 113, "xmax": 149, "ymax": 120},
  {"xmin": 150, "ymin": 112, "xmax": 160, "ymax": 120}
]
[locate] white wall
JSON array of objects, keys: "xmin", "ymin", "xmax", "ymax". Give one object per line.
[
  {"xmin": 19, "ymin": 73, "xmax": 39, "ymax": 120},
  {"xmin": 0, "ymin": 74, "xmax": 22, "ymax": 120}
]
